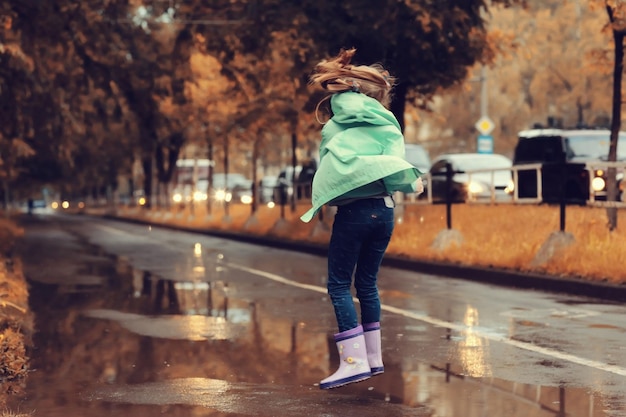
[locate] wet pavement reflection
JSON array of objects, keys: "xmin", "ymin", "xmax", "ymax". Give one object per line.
[{"xmin": 9, "ymin": 216, "xmax": 626, "ymax": 416}]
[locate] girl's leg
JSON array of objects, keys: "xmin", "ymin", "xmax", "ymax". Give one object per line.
[
  {"xmin": 327, "ymin": 211, "xmax": 362, "ymax": 332},
  {"xmin": 354, "ymin": 205, "xmax": 394, "ymax": 324}
]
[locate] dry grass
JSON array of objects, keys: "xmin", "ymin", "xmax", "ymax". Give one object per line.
[
  {"xmin": 0, "ymin": 409, "xmax": 35, "ymax": 417},
  {"xmin": 0, "ymin": 220, "xmax": 22, "ymax": 257},
  {"xmin": 0, "ymin": 220, "xmax": 30, "ymax": 410},
  {"xmin": 117, "ymin": 202, "xmax": 626, "ymax": 284},
  {"xmin": 0, "ymin": 411, "xmax": 31, "ymax": 417},
  {"xmin": 390, "ymin": 204, "xmax": 626, "ymax": 283}
]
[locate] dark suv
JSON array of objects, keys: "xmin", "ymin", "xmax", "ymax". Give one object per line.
[{"xmin": 513, "ymin": 128, "xmax": 626, "ymax": 203}]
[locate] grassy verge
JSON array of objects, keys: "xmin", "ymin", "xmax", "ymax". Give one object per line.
[
  {"xmin": 0, "ymin": 219, "xmax": 31, "ymax": 412},
  {"xmin": 115, "ymin": 202, "xmax": 626, "ymax": 285}
]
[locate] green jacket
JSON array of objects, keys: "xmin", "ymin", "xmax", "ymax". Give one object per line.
[{"xmin": 301, "ymin": 92, "xmax": 422, "ymax": 223}]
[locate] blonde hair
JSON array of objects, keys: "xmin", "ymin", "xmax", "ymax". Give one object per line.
[{"xmin": 310, "ymin": 48, "xmax": 396, "ymax": 109}]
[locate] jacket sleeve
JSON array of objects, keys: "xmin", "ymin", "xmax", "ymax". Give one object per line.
[
  {"xmin": 383, "ymin": 168, "xmax": 423, "ymax": 194},
  {"xmin": 381, "ymin": 133, "xmax": 423, "ymax": 193}
]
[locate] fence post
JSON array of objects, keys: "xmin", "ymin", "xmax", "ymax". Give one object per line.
[
  {"xmin": 559, "ymin": 161, "xmax": 566, "ymax": 232},
  {"xmin": 445, "ymin": 162, "xmax": 453, "ymax": 230},
  {"xmin": 278, "ymin": 183, "xmax": 287, "ymax": 219}
]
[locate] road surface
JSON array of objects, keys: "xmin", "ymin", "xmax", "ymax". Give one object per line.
[{"xmin": 9, "ymin": 213, "xmax": 626, "ymax": 417}]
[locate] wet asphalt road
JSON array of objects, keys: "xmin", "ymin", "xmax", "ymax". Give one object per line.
[{"xmin": 9, "ymin": 212, "xmax": 626, "ymax": 417}]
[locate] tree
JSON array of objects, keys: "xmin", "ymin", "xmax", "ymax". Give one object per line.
[
  {"xmin": 413, "ymin": 1, "xmax": 620, "ymax": 158},
  {"xmin": 1, "ymin": 0, "xmax": 531, "ymax": 208},
  {"xmin": 246, "ymin": 0, "xmax": 526, "ymax": 131},
  {"xmin": 602, "ymin": 0, "xmax": 626, "ymax": 231}
]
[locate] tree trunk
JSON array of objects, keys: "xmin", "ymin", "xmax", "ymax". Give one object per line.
[
  {"xmin": 1, "ymin": 179, "xmax": 9, "ymax": 215},
  {"xmin": 606, "ymin": 25, "xmax": 624, "ymax": 231},
  {"xmin": 206, "ymin": 138, "xmax": 214, "ymax": 216},
  {"xmin": 251, "ymin": 138, "xmax": 259, "ymax": 215},
  {"xmin": 224, "ymin": 135, "xmax": 230, "ymax": 218},
  {"xmin": 141, "ymin": 156, "xmax": 153, "ymax": 209},
  {"xmin": 290, "ymin": 132, "xmax": 297, "ymax": 213},
  {"xmin": 390, "ymin": 82, "xmax": 408, "ymax": 133}
]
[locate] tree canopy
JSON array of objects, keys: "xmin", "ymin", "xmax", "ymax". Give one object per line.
[
  {"xmin": 23, "ymin": 0, "xmax": 626, "ymax": 209},
  {"xmin": 412, "ymin": 0, "xmax": 626, "ymax": 156}
]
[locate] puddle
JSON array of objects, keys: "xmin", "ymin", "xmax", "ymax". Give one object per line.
[
  {"xmin": 9, "ymin": 236, "xmax": 626, "ymax": 416},
  {"xmin": 83, "ymin": 308, "xmax": 249, "ymax": 341}
]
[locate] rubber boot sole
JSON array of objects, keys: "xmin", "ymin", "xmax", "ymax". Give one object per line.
[{"xmin": 319, "ymin": 372, "xmax": 372, "ymax": 389}]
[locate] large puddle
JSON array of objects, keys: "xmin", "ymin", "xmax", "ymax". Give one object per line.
[{"xmin": 8, "ymin": 234, "xmax": 624, "ymax": 416}]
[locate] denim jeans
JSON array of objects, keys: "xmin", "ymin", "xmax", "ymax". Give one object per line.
[{"xmin": 327, "ymin": 198, "xmax": 395, "ymax": 332}]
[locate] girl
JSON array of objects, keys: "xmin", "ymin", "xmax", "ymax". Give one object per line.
[{"xmin": 301, "ymin": 49, "xmax": 424, "ymax": 389}]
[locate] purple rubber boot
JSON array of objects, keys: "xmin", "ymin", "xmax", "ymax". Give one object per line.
[
  {"xmin": 363, "ymin": 322, "xmax": 384, "ymax": 375},
  {"xmin": 320, "ymin": 325, "xmax": 372, "ymax": 389}
]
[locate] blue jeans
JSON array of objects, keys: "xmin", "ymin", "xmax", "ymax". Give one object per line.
[{"xmin": 327, "ymin": 198, "xmax": 395, "ymax": 332}]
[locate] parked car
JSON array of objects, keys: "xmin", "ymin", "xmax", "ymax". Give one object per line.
[
  {"xmin": 404, "ymin": 143, "xmax": 431, "ymax": 174},
  {"xmin": 274, "ymin": 159, "xmax": 317, "ymax": 203},
  {"xmin": 51, "ymin": 196, "xmax": 86, "ymax": 211},
  {"xmin": 174, "ymin": 173, "xmax": 253, "ymax": 205},
  {"xmin": 258, "ymin": 175, "xmax": 279, "ymax": 204},
  {"xmin": 513, "ymin": 128, "xmax": 626, "ymax": 203},
  {"xmin": 210, "ymin": 173, "xmax": 253, "ymax": 204},
  {"xmin": 426, "ymin": 153, "xmax": 513, "ymax": 203}
]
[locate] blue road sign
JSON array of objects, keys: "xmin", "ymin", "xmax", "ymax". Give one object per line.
[{"xmin": 477, "ymin": 134, "xmax": 493, "ymax": 154}]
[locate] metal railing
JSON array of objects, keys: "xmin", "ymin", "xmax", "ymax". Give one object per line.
[{"xmin": 396, "ymin": 160, "xmax": 626, "ymax": 231}]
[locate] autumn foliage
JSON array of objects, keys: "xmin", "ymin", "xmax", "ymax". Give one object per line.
[{"xmin": 1, "ymin": 0, "xmax": 525, "ymax": 206}]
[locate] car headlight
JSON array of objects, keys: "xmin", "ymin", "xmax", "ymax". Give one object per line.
[
  {"xmin": 214, "ymin": 189, "xmax": 226, "ymax": 201},
  {"xmin": 193, "ymin": 191, "xmax": 207, "ymax": 202},
  {"xmin": 505, "ymin": 179, "xmax": 515, "ymax": 194},
  {"xmin": 172, "ymin": 193, "xmax": 183, "ymax": 203},
  {"xmin": 467, "ymin": 181, "xmax": 487, "ymax": 195},
  {"xmin": 62, "ymin": 201, "xmax": 70, "ymax": 209},
  {"xmin": 591, "ymin": 177, "xmax": 606, "ymax": 192},
  {"xmin": 240, "ymin": 195, "xmax": 253, "ymax": 204},
  {"xmin": 214, "ymin": 189, "xmax": 232, "ymax": 202}
]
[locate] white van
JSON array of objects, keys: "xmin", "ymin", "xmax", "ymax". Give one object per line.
[{"xmin": 404, "ymin": 143, "xmax": 431, "ymax": 174}]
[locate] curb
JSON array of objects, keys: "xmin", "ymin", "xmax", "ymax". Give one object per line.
[{"xmin": 101, "ymin": 214, "xmax": 626, "ymax": 303}]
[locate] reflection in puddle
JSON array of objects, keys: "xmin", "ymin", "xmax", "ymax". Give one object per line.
[
  {"xmin": 12, "ymin": 239, "xmax": 626, "ymax": 417},
  {"xmin": 88, "ymin": 377, "xmax": 428, "ymax": 417},
  {"xmin": 84, "ymin": 309, "xmax": 249, "ymax": 341},
  {"xmin": 457, "ymin": 305, "xmax": 491, "ymax": 378}
]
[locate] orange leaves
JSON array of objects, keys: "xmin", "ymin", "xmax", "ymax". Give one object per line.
[
  {"xmin": 0, "ymin": 137, "xmax": 35, "ymax": 181},
  {"xmin": 1, "ymin": 14, "xmax": 12, "ymax": 31},
  {"xmin": 603, "ymin": 0, "xmax": 626, "ymax": 34},
  {"xmin": 9, "ymin": 138, "xmax": 34, "ymax": 159},
  {"xmin": 0, "ymin": 43, "xmax": 35, "ymax": 72},
  {"xmin": 484, "ymin": 29, "xmax": 519, "ymax": 62}
]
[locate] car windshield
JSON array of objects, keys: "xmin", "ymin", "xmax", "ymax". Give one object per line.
[
  {"xmin": 261, "ymin": 176, "xmax": 278, "ymax": 185},
  {"xmin": 208, "ymin": 173, "xmax": 249, "ymax": 188},
  {"xmin": 566, "ymin": 134, "xmax": 626, "ymax": 160},
  {"xmin": 405, "ymin": 145, "xmax": 431, "ymax": 168},
  {"xmin": 455, "ymin": 155, "xmax": 511, "ymax": 171}
]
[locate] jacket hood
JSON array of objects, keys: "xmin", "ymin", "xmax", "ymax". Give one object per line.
[
  {"xmin": 329, "ymin": 92, "xmax": 400, "ymax": 129},
  {"xmin": 299, "ymin": 91, "xmax": 422, "ymax": 223}
]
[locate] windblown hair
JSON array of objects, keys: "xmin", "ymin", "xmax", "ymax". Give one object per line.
[{"xmin": 310, "ymin": 48, "xmax": 396, "ymax": 109}]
